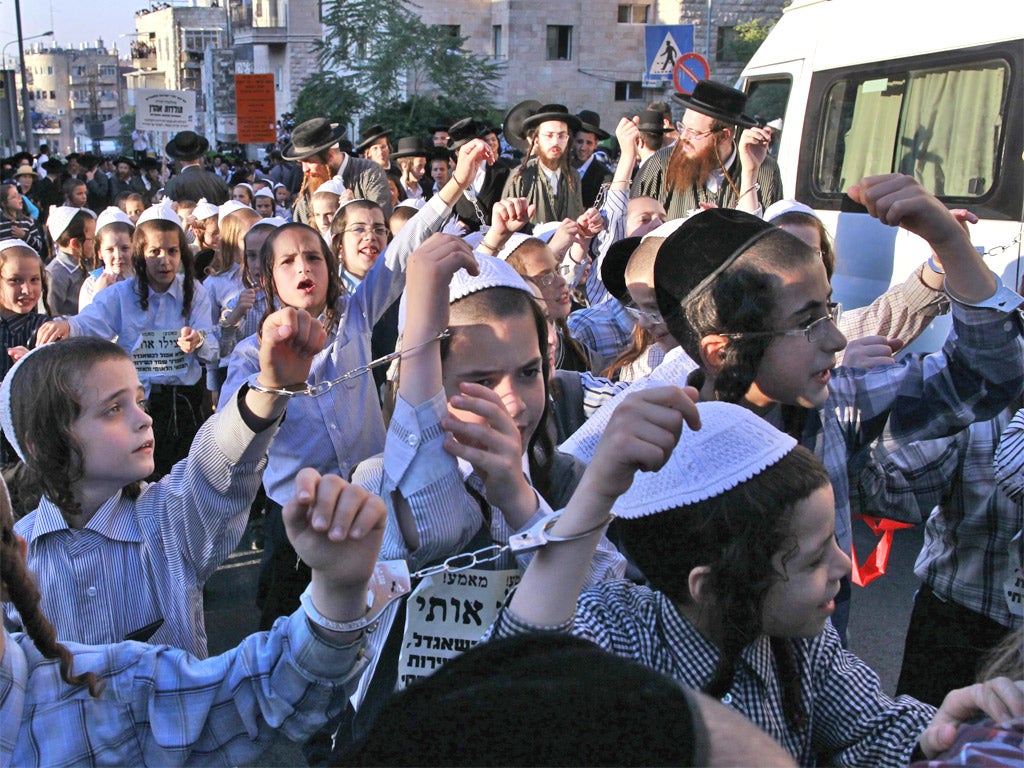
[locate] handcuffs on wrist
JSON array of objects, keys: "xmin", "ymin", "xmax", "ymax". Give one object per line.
[{"xmin": 299, "ymin": 510, "xmax": 615, "ymax": 634}]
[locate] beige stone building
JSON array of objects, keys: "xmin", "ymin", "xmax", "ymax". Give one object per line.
[
  {"xmin": 19, "ymin": 41, "xmax": 125, "ymax": 155},
  {"xmin": 413, "ymin": 0, "xmax": 785, "ymax": 130}
]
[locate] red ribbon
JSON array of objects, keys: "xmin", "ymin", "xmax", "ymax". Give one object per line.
[{"xmin": 850, "ymin": 515, "xmax": 915, "ymax": 587}]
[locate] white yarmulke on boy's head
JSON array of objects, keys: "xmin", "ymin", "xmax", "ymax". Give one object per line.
[
  {"xmin": 218, "ymin": 199, "xmax": 253, "ymax": 224},
  {"xmin": 137, "ymin": 200, "xmax": 182, "ymax": 228},
  {"xmin": 47, "ymin": 205, "xmax": 95, "ymax": 243},
  {"xmin": 531, "ymin": 220, "xmax": 561, "ymax": 243},
  {"xmin": 252, "ymin": 216, "xmax": 288, "ymax": 229},
  {"xmin": 396, "ymin": 197, "xmax": 426, "ymax": 211},
  {"xmin": 192, "ymin": 198, "xmax": 218, "ymax": 221},
  {"xmin": 313, "ymin": 179, "xmax": 347, "ymax": 198},
  {"xmin": 0, "ymin": 344, "xmax": 51, "ymax": 462},
  {"xmin": 254, "ymin": 186, "xmax": 275, "ymax": 199},
  {"xmin": 764, "ymin": 199, "xmax": 818, "ymax": 223},
  {"xmin": 0, "ymin": 238, "xmax": 35, "ymax": 255},
  {"xmin": 496, "ymin": 233, "xmax": 532, "ymax": 262},
  {"xmin": 95, "ymin": 206, "xmax": 134, "ymax": 232},
  {"xmin": 641, "ymin": 215, "xmax": 689, "ymax": 243},
  {"xmin": 449, "ymin": 253, "xmax": 532, "ymax": 304},
  {"xmin": 610, "ymin": 401, "xmax": 798, "ymax": 519}
]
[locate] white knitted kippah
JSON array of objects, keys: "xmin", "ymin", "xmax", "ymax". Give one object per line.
[
  {"xmin": 0, "ymin": 344, "xmax": 52, "ymax": 462},
  {"xmin": 254, "ymin": 186, "xmax": 275, "ymax": 199},
  {"xmin": 0, "ymin": 238, "xmax": 35, "ymax": 255},
  {"xmin": 47, "ymin": 205, "xmax": 95, "ymax": 242},
  {"xmin": 610, "ymin": 400, "xmax": 797, "ymax": 518},
  {"xmin": 314, "ymin": 179, "xmax": 347, "ymax": 198},
  {"xmin": 450, "ymin": 253, "xmax": 532, "ymax": 303},
  {"xmin": 764, "ymin": 199, "xmax": 818, "ymax": 223},
  {"xmin": 218, "ymin": 200, "xmax": 253, "ymax": 224},
  {"xmin": 496, "ymin": 233, "xmax": 532, "ymax": 261},
  {"xmin": 95, "ymin": 206, "xmax": 135, "ymax": 232},
  {"xmin": 252, "ymin": 216, "xmax": 288, "ymax": 229},
  {"xmin": 192, "ymin": 198, "xmax": 219, "ymax": 221},
  {"xmin": 137, "ymin": 200, "xmax": 183, "ymax": 228}
]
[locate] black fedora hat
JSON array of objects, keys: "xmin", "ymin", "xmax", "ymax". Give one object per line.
[
  {"xmin": 636, "ymin": 109, "xmax": 671, "ymax": 134},
  {"xmin": 356, "ymin": 124, "xmax": 392, "ymax": 154},
  {"xmin": 282, "ymin": 118, "xmax": 346, "ymax": 161},
  {"xmin": 165, "ymin": 130, "xmax": 210, "ymax": 161},
  {"xmin": 391, "ymin": 136, "xmax": 433, "ymax": 159},
  {"xmin": 653, "ymin": 208, "xmax": 774, "ymax": 350},
  {"xmin": 576, "ymin": 110, "xmax": 609, "ymax": 140},
  {"xmin": 671, "ymin": 80, "xmax": 758, "ymax": 129},
  {"xmin": 522, "ymin": 104, "xmax": 582, "ymax": 134},
  {"xmin": 447, "ymin": 117, "xmax": 490, "ymax": 151},
  {"xmin": 502, "ymin": 99, "xmax": 542, "ymax": 154},
  {"xmin": 601, "ymin": 236, "xmax": 643, "ymax": 303},
  {"xmin": 114, "ymin": 155, "xmax": 137, "ymax": 170},
  {"xmin": 42, "ymin": 157, "xmax": 65, "ymax": 174},
  {"xmin": 138, "ymin": 156, "xmax": 161, "ymax": 171}
]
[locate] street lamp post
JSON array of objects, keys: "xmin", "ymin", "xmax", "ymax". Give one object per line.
[
  {"xmin": 14, "ymin": 0, "xmax": 36, "ymax": 153},
  {"xmin": 2, "ymin": 31, "xmax": 53, "ymax": 70}
]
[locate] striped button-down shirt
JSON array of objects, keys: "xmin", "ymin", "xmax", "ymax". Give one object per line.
[
  {"xmin": 5, "ymin": 392, "xmax": 279, "ymax": 658},
  {"xmin": 0, "ymin": 608, "xmax": 368, "ymax": 767},
  {"xmin": 492, "ymin": 580, "xmax": 936, "ymax": 766}
]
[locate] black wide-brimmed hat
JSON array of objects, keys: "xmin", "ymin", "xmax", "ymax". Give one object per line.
[
  {"xmin": 671, "ymin": 80, "xmax": 758, "ymax": 129},
  {"xmin": 576, "ymin": 110, "xmax": 609, "ymax": 140},
  {"xmin": 654, "ymin": 208, "xmax": 775, "ymax": 348},
  {"xmin": 391, "ymin": 136, "xmax": 433, "ymax": 159},
  {"xmin": 522, "ymin": 104, "xmax": 582, "ymax": 134},
  {"xmin": 447, "ymin": 117, "xmax": 491, "ymax": 151},
  {"xmin": 114, "ymin": 155, "xmax": 137, "ymax": 170},
  {"xmin": 502, "ymin": 100, "xmax": 542, "ymax": 154},
  {"xmin": 601, "ymin": 236, "xmax": 643, "ymax": 302},
  {"xmin": 165, "ymin": 130, "xmax": 210, "ymax": 161},
  {"xmin": 42, "ymin": 157, "xmax": 65, "ymax": 174},
  {"xmin": 637, "ymin": 110, "xmax": 671, "ymax": 134},
  {"xmin": 281, "ymin": 118, "xmax": 346, "ymax": 161},
  {"xmin": 356, "ymin": 124, "xmax": 392, "ymax": 154}
]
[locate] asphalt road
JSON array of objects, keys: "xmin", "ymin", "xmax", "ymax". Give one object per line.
[{"xmin": 203, "ymin": 517, "xmax": 926, "ymax": 766}]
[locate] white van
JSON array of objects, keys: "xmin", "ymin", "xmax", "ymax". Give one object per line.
[{"xmin": 740, "ymin": 0, "xmax": 1023, "ymax": 351}]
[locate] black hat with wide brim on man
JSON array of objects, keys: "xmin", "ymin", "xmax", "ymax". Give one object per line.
[
  {"xmin": 521, "ymin": 104, "xmax": 582, "ymax": 134},
  {"xmin": 391, "ymin": 136, "xmax": 433, "ymax": 159},
  {"xmin": 355, "ymin": 124, "xmax": 393, "ymax": 155},
  {"xmin": 576, "ymin": 110, "xmax": 610, "ymax": 141},
  {"xmin": 165, "ymin": 130, "xmax": 210, "ymax": 161},
  {"xmin": 671, "ymin": 80, "xmax": 759, "ymax": 130},
  {"xmin": 502, "ymin": 100, "xmax": 543, "ymax": 154},
  {"xmin": 282, "ymin": 118, "xmax": 347, "ymax": 161}
]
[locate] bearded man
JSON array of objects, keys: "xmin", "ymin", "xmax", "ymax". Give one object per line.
[
  {"xmin": 631, "ymin": 81, "xmax": 782, "ymax": 219},
  {"xmin": 502, "ymin": 104, "xmax": 584, "ymax": 225},
  {"xmin": 282, "ymin": 118, "xmax": 392, "ymax": 225}
]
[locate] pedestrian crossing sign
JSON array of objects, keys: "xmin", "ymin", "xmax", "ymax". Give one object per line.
[{"xmin": 645, "ymin": 25, "xmax": 695, "ymax": 81}]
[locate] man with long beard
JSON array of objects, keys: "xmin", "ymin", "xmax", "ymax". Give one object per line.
[
  {"xmin": 502, "ymin": 104, "xmax": 585, "ymax": 225},
  {"xmin": 282, "ymin": 118, "xmax": 392, "ymax": 226},
  {"xmin": 632, "ymin": 80, "xmax": 782, "ymax": 219}
]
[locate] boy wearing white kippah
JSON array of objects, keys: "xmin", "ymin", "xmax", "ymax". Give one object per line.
[{"xmin": 45, "ymin": 206, "xmax": 95, "ymax": 316}]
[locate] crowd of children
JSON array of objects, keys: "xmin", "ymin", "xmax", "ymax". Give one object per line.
[{"xmin": 1, "ymin": 90, "xmax": 1022, "ymax": 767}]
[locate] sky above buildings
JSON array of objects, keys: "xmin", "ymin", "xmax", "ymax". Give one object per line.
[{"xmin": 2, "ymin": 0, "xmax": 141, "ymax": 58}]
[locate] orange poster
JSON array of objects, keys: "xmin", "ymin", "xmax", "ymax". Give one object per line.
[{"xmin": 235, "ymin": 74, "xmax": 277, "ymax": 144}]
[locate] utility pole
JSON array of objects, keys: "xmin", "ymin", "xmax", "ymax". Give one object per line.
[{"xmin": 14, "ymin": 0, "xmax": 34, "ymax": 152}]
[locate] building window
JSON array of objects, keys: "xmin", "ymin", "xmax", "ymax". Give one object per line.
[
  {"xmin": 492, "ymin": 25, "xmax": 503, "ymax": 58},
  {"xmin": 617, "ymin": 4, "xmax": 649, "ymax": 24},
  {"xmin": 438, "ymin": 24, "xmax": 460, "ymax": 38},
  {"xmin": 99, "ymin": 65, "xmax": 117, "ymax": 77},
  {"xmin": 72, "ymin": 66, "xmax": 86, "ymax": 76},
  {"xmin": 47, "ymin": 66, "xmax": 53, "ymax": 75},
  {"xmin": 546, "ymin": 25, "xmax": 573, "ymax": 61},
  {"xmin": 614, "ymin": 80, "xmax": 644, "ymax": 101}
]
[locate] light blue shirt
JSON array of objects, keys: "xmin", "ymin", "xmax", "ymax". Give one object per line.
[
  {"xmin": 67, "ymin": 275, "xmax": 216, "ymax": 392},
  {"xmin": 220, "ymin": 192, "xmax": 454, "ymax": 505}
]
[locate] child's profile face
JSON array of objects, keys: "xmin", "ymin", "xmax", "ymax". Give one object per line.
[
  {"xmin": 442, "ymin": 310, "xmax": 546, "ymax": 453},
  {"xmin": 271, "ymin": 227, "xmax": 329, "ymax": 315},
  {"xmin": 98, "ymin": 230, "xmax": 133, "ymax": 277},
  {"xmin": 0, "ymin": 253, "xmax": 43, "ymax": 316},
  {"xmin": 626, "ymin": 279, "xmax": 676, "ymax": 352},
  {"xmin": 142, "ymin": 229, "xmax": 183, "ymax": 292},
  {"xmin": 70, "ymin": 357, "xmax": 155, "ymax": 493},
  {"xmin": 516, "ymin": 244, "xmax": 570, "ymax": 321},
  {"xmin": 339, "ymin": 207, "xmax": 387, "ymax": 280},
  {"xmin": 745, "ymin": 260, "xmax": 846, "ymax": 410},
  {"xmin": 310, "ymin": 195, "xmax": 338, "ymax": 238},
  {"xmin": 760, "ymin": 484, "xmax": 850, "ymax": 638}
]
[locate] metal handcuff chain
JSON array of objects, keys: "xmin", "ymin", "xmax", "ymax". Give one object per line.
[{"xmin": 326, "ymin": 511, "xmax": 615, "ymax": 634}]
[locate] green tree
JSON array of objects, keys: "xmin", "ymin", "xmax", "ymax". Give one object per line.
[
  {"xmin": 297, "ymin": 0, "xmax": 503, "ymax": 132},
  {"xmin": 117, "ymin": 112, "xmax": 135, "ymax": 155}
]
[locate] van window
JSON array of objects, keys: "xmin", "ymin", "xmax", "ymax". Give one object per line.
[
  {"xmin": 745, "ymin": 77, "xmax": 791, "ymax": 125},
  {"xmin": 816, "ymin": 59, "xmax": 1009, "ymax": 198}
]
